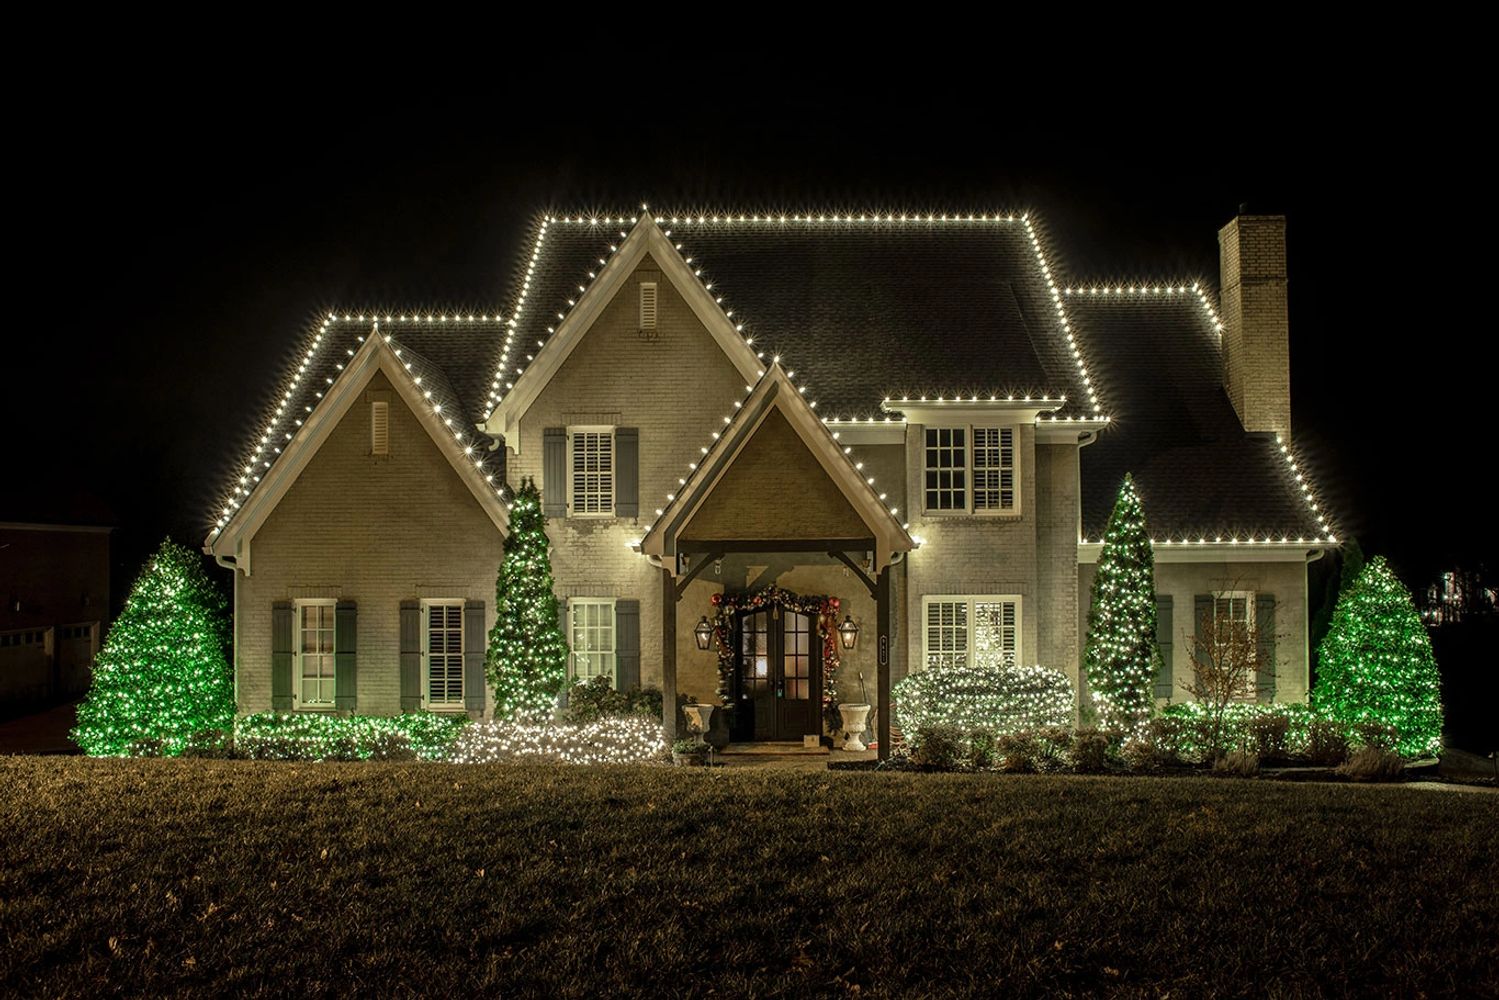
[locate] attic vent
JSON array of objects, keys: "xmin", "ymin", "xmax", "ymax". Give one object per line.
[
  {"xmin": 371, "ymin": 400, "xmax": 389, "ymax": 456},
  {"xmin": 639, "ymin": 282, "xmax": 658, "ymax": 330}
]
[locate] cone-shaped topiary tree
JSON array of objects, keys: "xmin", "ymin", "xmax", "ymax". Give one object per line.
[
  {"xmin": 485, "ymin": 477, "xmax": 569, "ymax": 722},
  {"xmin": 72, "ymin": 538, "xmax": 234, "ymax": 756},
  {"xmin": 1083, "ymin": 474, "xmax": 1159, "ymax": 732},
  {"xmin": 1313, "ymin": 556, "xmax": 1443, "ymax": 757}
]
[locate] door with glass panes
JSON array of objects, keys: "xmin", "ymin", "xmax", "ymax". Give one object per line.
[{"xmin": 733, "ymin": 606, "xmax": 820, "ymax": 741}]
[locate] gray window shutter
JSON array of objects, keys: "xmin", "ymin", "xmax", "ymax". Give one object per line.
[
  {"xmin": 558, "ymin": 597, "xmax": 572, "ymax": 706},
  {"xmin": 543, "ymin": 428, "xmax": 567, "ymax": 517},
  {"xmin": 464, "ymin": 601, "xmax": 487, "ymax": 716},
  {"xmin": 1154, "ymin": 594, "xmax": 1174, "ymax": 701},
  {"xmin": 1256, "ymin": 594, "xmax": 1277, "ymax": 703},
  {"xmin": 271, "ymin": 601, "xmax": 293, "ymax": 710},
  {"xmin": 334, "ymin": 601, "xmax": 357, "ymax": 712},
  {"xmin": 399, "ymin": 600, "xmax": 422, "ymax": 712},
  {"xmin": 616, "ymin": 599, "xmax": 640, "ymax": 690},
  {"xmin": 614, "ymin": 428, "xmax": 639, "ymax": 518},
  {"xmin": 1193, "ymin": 594, "xmax": 1211, "ymax": 697}
]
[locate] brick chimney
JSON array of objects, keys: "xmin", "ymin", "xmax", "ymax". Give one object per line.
[{"xmin": 1218, "ymin": 212, "xmax": 1291, "ymax": 439}]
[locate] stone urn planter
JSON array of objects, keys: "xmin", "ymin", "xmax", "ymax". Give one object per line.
[
  {"xmin": 682, "ymin": 703, "xmax": 717, "ymax": 744},
  {"xmin": 838, "ymin": 703, "xmax": 872, "ymax": 751}
]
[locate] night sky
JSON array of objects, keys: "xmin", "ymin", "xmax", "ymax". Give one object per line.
[{"xmin": 8, "ymin": 82, "xmax": 1483, "ymax": 596}]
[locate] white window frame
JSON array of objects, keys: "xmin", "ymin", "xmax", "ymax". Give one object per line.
[
  {"xmin": 1212, "ymin": 590, "xmax": 1257, "ymax": 700},
  {"xmin": 922, "ymin": 424, "xmax": 1019, "ymax": 516},
  {"xmin": 568, "ymin": 597, "xmax": 617, "ymax": 685},
  {"xmin": 293, "ymin": 598, "xmax": 337, "ymax": 710},
  {"xmin": 422, "ymin": 598, "xmax": 466, "ymax": 711},
  {"xmin": 567, "ymin": 425, "xmax": 615, "ymax": 517},
  {"xmin": 921, "ymin": 594, "xmax": 1022, "ymax": 671}
]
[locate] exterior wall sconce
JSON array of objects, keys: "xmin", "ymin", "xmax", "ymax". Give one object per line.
[
  {"xmin": 838, "ymin": 615, "xmax": 861, "ymax": 650},
  {"xmin": 693, "ymin": 615, "xmax": 714, "ymax": 651}
]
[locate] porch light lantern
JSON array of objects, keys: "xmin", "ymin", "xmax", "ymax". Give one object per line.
[
  {"xmin": 838, "ymin": 615, "xmax": 861, "ymax": 650},
  {"xmin": 693, "ymin": 615, "xmax": 714, "ymax": 651}
]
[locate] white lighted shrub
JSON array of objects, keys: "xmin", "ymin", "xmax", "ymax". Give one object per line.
[
  {"xmin": 893, "ymin": 663, "xmax": 1074, "ymax": 737},
  {"xmin": 450, "ymin": 716, "xmax": 668, "ymax": 765}
]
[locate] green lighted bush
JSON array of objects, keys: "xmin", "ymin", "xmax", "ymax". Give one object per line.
[
  {"xmin": 232, "ymin": 712, "xmax": 469, "ymax": 761},
  {"xmin": 893, "ymin": 663, "xmax": 1074, "ymax": 739}
]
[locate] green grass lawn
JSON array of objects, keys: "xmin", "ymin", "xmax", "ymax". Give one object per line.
[{"xmin": 2, "ymin": 759, "xmax": 1496, "ymax": 998}]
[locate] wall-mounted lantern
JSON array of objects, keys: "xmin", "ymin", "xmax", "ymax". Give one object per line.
[
  {"xmin": 838, "ymin": 615, "xmax": 861, "ymax": 650},
  {"xmin": 693, "ymin": 615, "xmax": 714, "ymax": 651}
]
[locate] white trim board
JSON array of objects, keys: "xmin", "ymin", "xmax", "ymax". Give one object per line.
[{"xmin": 206, "ymin": 331, "xmax": 510, "ymax": 574}]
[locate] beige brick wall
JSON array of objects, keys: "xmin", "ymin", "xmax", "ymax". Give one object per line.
[
  {"xmin": 236, "ymin": 370, "xmax": 504, "ymax": 716},
  {"xmin": 1078, "ymin": 558, "xmax": 1310, "ymax": 704},
  {"xmin": 902, "ymin": 423, "xmax": 1049, "ymax": 672},
  {"xmin": 508, "ymin": 254, "xmax": 753, "ymax": 682},
  {"xmin": 1034, "ymin": 443, "xmax": 1081, "ymax": 679},
  {"xmin": 1219, "ymin": 215, "xmax": 1291, "ymax": 439}
]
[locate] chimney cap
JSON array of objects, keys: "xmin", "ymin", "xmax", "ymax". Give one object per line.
[{"xmin": 1238, "ymin": 201, "xmax": 1250, "ymax": 216}]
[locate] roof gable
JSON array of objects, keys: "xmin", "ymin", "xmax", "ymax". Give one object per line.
[
  {"xmin": 640, "ymin": 364, "xmax": 913, "ymax": 573},
  {"xmin": 483, "ymin": 215, "xmax": 762, "ymax": 440},
  {"xmin": 206, "ymin": 326, "xmax": 509, "ymax": 571}
]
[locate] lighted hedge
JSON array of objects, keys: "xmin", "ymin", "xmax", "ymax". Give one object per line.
[
  {"xmin": 893, "ymin": 664, "xmax": 1075, "ymax": 738},
  {"xmin": 449, "ymin": 717, "xmax": 669, "ymax": 765},
  {"xmin": 231, "ymin": 712, "xmax": 470, "ymax": 761}
]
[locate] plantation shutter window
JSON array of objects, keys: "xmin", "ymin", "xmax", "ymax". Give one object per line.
[
  {"xmin": 923, "ymin": 596, "xmax": 1022, "ymax": 670},
  {"xmin": 370, "ymin": 400, "xmax": 389, "ymax": 456},
  {"xmin": 569, "ymin": 598, "xmax": 616, "ymax": 684},
  {"xmin": 424, "ymin": 600, "xmax": 465, "ymax": 709},
  {"xmin": 638, "ymin": 281, "xmax": 658, "ymax": 329},
  {"xmin": 295, "ymin": 599, "xmax": 337, "ymax": 708},
  {"xmin": 569, "ymin": 427, "xmax": 614, "ymax": 515},
  {"xmin": 972, "ymin": 427, "xmax": 1015, "ymax": 511}
]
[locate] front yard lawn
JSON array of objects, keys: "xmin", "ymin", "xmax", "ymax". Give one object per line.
[{"xmin": 2, "ymin": 758, "xmax": 1496, "ymax": 998}]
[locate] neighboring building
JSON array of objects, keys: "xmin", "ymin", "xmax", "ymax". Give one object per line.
[
  {"xmin": 0, "ymin": 522, "xmax": 111, "ymax": 713},
  {"xmin": 206, "ymin": 208, "xmax": 1337, "ymax": 755}
]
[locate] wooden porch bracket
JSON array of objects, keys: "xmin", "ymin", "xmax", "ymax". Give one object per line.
[
  {"xmin": 827, "ymin": 550, "xmax": 877, "ymax": 597},
  {"xmin": 674, "ymin": 551, "xmax": 725, "ymax": 600}
]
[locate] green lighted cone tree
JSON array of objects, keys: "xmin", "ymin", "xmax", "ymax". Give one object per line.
[
  {"xmin": 71, "ymin": 538, "xmax": 234, "ymax": 756},
  {"xmin": 1313, "ymin": 556, "xmax": 1443, "ymax": 757},
  {"xmin": 485, "ymin": 477, "xmax": 569, "ymax": 722},
  {"xmin": 1083, "ymin": 474, "xmax": 1159, "ymax": 732}
]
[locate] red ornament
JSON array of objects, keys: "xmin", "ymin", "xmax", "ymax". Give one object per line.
[{"xmin": 710, "ymin": 593, "xmax": 721, "ymax": 606}]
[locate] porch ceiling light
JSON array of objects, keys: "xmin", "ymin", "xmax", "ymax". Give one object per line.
[
  {"xmin": 838, "ymin": 615, "xmax": 861, "ymax": 650},
  {"xmin": 693, "ymin": 615, "xmax": 714, "ymax": 651}
]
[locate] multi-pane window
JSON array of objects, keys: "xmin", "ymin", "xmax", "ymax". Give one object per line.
[
  {"xmin": 922, "ymin": 596, "xmax": 1021, "ymax": 670},
  {"xmin": 569, "ymin": 598, "xmax": 616, "ymax": 683},
  {"xmin": 570, "ymin": 428, "xmax": 614, "ymax": 515},
  {"xmin": 1213, "ymin": 591, "xmax": 1256, "ymax": 698},
  {"xmin": 296, "ymin": 601, "xmax": 336, "ymax": 708},
  {"xmin": 972, "ymin": 428, "xmax": 1015, "ymax": 511},
  {"xmin": 924, "ymin": 426, "xmax": 1018, "ymax": 514},
  {"xmin": 425, "ymin": 601, "xmax": 464, "ymax": 708},
  {"xmin": 924, "ymin": 427, "xmax": 967, "ymax": 510}
]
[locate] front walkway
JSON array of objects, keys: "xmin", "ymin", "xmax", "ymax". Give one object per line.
[{"xmin": 714, "ymin": 743, "xmax": 876, "ymax": 771}]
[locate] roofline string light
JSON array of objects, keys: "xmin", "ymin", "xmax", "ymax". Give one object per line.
[
  {"xmin": 1062, "ymin": 282, "xmax": 1227, "ymax": 338},
  {"xmin": 211, "ymin": 316, "xmax": 509, "ymax": 538}
]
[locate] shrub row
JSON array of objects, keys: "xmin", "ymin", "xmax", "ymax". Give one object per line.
[
  {"xmin": 126, "ymin": 712, "xmax": 471, "ymax": 761},
  {"xmin": 450, "ymin": 717, "xmax": 668, "ymax": 764}
]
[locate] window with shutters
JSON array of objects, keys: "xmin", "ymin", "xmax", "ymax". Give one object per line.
[
  {"xmin": 370, "ymin": 400, "xmax": 389, "ymax": 456},
  {"xmin": 295, "ymin": 599, "xmax": 337, "ymax": 708},
  {"xmin": 1212, "ymin": 591, "xmax": 1256, "ymax": 698},
  {"xmin": 922, "ymin": 595, "xmax": 1020, "ymax": 670},
  {"xmin": 638, "ymin": 282, "xmax": 658, "ymax": 330},
  {"xmin": 569, "ymin": 426, "xmax": 614, "ymax": 515},
  {"xmin": 923, "ymin": 426, "xmax": 1018, "ymax": 514},
  {"xmin": 423, "ymin": 599, "xmax": 464, "ymax": 709},
  {"xmin": 568, "ymin": 598, "xmax": 616, "ymax": 684}
]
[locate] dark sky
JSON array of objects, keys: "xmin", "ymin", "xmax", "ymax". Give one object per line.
[{"xmin": 8, "ymin": 72, "xmax": 1484, "ymax": 594}]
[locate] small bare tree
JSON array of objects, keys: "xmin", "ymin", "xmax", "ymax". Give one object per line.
[{"xmin": 1181, "ymin": 587, "xmax": 1276, "ymax": 758}]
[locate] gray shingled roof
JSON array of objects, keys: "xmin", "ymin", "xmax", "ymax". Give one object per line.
[
  {"xmin": 498, "ymin": 217, "xmax": 1094, "ymax": 419},
  {"xmin": 1067, "ymin": 294, "xmax": 1323, "ymax": 541}
]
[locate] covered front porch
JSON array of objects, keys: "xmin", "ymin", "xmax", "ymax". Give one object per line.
[{"xmin": 638, "ymin": 364, "xmax": 913, "ymax": 760}]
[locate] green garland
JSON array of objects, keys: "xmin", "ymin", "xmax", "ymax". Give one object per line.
[{"xmin": 708, "ymin": 586, "xmax": 841, "ymax": 722}]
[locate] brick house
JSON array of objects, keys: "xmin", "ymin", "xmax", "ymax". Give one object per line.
[{"xmin": 205, "ymin": 209, "xmax": 1334, "ymax": 757}]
